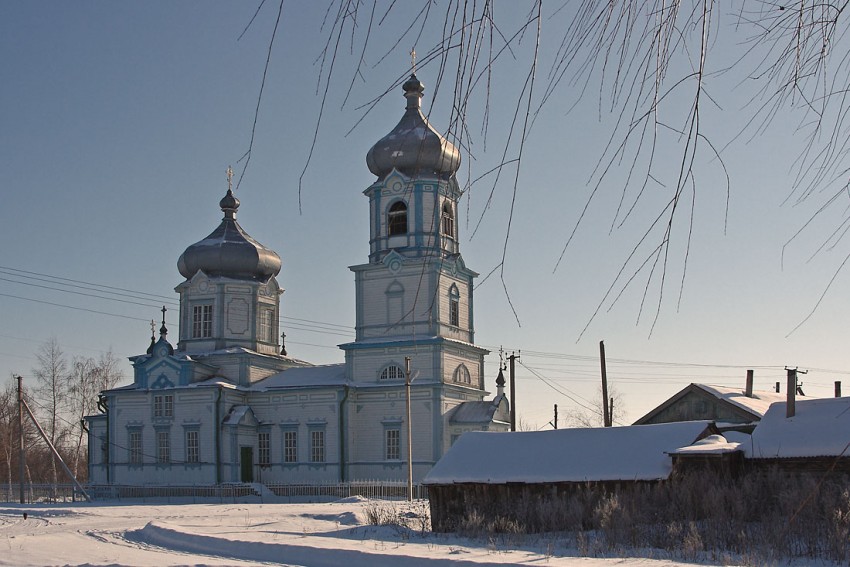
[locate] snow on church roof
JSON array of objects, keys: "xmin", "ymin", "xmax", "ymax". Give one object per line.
[
  {"xmin": 744, "ymin": 397, "xmax": 850, "ymax": 459},
  {"xmin": 424, "ymin": 421, "xmax": 712, "ymax": 485},
  {"xmin": 254, "ymin": 364, "xmax": 347, "ymax": 389}
]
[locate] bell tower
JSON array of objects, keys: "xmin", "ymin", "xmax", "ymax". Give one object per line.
[{"xmin": 342, "ymin": 72, "xmax": 487, "ymax": 386}]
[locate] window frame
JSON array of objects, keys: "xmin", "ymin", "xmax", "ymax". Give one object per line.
[
  {"xmin": 385, "ymin": 428, "xmax": 401, "ymax": 460},
  {"xmin": 192, "ymin": 304, "xmax": 213, "ymax": 338},
  {"xmin": 310, "ymin": 429, "xmax": 326, "ymax": 463},
  {"xmin": 441, "ymin": 201, "xmax": 455, "ymax": 237},
  {"xmin": 258, "ymin": 431, "xmax": 271, "ymax": 467},
  {"xmin": 387, "ymin": 201, "xmax": 408, "ymax": 236},
  {"xmin": 283, "ymin": 429, "xmax": 298, "ymax": 463},
  {"xmin": 453, "ymin": 364, "xmax": 471, "ymax": 384},
  {"xmin": 380, "ymin": 364, "xmax": 405, "ymax": 381},
  {"xmin": 185, "ymin": 429, "xmax": 200, "ymax": 464},
  {"xmin": 156, "ymin": 429, "xmax": 170, "ymax": 464},
  {"xmin": 129, "ymin": 430, "xmax": 143, "ymax": 465},
  {"xmin": 448, "ymin": 285, "xmax": 460, "ymax": 327}
]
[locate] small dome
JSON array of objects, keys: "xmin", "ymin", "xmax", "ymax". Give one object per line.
[
  {"xmin": 177, "ymin": 189, "xmax": 281, "ymax": 281},
  {"xmin": 366, "ymin": 74, "xmax": 461, "ymax": 179}
]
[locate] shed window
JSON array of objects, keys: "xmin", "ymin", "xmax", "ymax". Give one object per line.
[{"xmin": 388, "ymin": 201, "xmax": 408, "ymax": 235}]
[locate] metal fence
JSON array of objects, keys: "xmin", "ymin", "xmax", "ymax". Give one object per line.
[
  {"xmin": 0, "ymin": 481, "xmax": 427, "ymax": 504},
  {"xmin": 266, "ymin": 481, "xmax": 428, "ymax": 501},
  {"xmin": 0, "ymin": 483, "xmax": 82, "ymax": 503}
]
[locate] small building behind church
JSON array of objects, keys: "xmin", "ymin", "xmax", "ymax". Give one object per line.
[{"xmin": 85, "ymin": 73, "xmax": 510, "ymax": 487}]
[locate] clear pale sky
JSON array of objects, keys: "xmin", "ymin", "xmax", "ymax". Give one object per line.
[{"xmin": 2, "ymin": 2, "xmax": 848, "ymax": 428}]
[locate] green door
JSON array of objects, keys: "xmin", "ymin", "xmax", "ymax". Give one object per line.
[{"xmin": 240, "ymin": 447, "xmax": 254, "ymax": 483}]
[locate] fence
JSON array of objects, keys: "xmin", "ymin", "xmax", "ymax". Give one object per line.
[
  {"xmin": 0, "ymin": 481, "xmax": 427, "ymax": 504},
  {"xmin": 0, "ymin": 483, "xmax": 81, "ymax": 503}
]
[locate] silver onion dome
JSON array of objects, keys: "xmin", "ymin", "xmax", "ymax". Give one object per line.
[
  {"xmin": 177, "ymin": 189, "xmax": 281, "ymax": 281},
  {"xmin": 366, "ymin": 74, "xmax": 461, "ymax": 179}
]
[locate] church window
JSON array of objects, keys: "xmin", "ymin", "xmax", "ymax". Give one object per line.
[
  {"xmin": 441, "ymin": 202, "xmax": 454, "ymax": 237},
  {"xmin": 387, "ymin": 201, "xmax": 408, "ymax": 235},
  {"xmin": 129, "ymin": 430, "xmax": 143, "ymax": 465},
  {"xmin": 453, "ymin": 364, "xmax": 471, "ymax": 384},
  {"xmin": 449, "ymin": 285, "xmax": 460, "ymax": 327},
  {"xmin": 258, "ymin": 432, "xmax": 271, "ymax": 467},
  {"xmin": 284, "ymin": 430, "xmax": 298, "ymax": 463},
  {"xmin": 260, "ymin": 308, "xmax": 275, "ymax": 343},
  {"xmin": 310, "ymin": 429, "xmax": 325, "ymax": 463},
  {"xmin": 157, "ymin": 430, "xmax": 170, "ymax": 464},
  {"xmin": 385, "ymin": 428, "xmax": 400, "ymax": 460},
  {"xmin": 154, "ymin": 394, "xmax": 173, "ymax": 418},
  {"xmin": 186, "ymin": 430, "xmax": 199, "ymax": 463},
  {"xmin": 380, "ymin": 365, "xmax": 405, "ymax": 381},
  {"xmin": 192, "ymin": 304, "xmax": 213, "ymax": 338}
]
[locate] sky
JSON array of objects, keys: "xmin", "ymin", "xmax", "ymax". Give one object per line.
[{"xmin": 2, "ymin": 2, "xmax": 850, "ymax": 428}]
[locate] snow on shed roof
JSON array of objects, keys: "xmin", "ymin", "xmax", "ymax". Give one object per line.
[
  {"xmin": 670, "ymin": 434, "xmax": 741, "ymax": 455},
  {"xmin": 695, "ymin": 384, "xmax": 798, "ymax": 418},
  {"xmin": 745, "ymin": 397, "xmax": 850, "ymax": 459},
  {"xmin": 424, "ymin": 421, "xmax": 712, "ymax": 485}
]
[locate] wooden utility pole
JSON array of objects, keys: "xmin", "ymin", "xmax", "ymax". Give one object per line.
[
  {"xmin": 786, "ymin": 367, "xmax": 796, "ymax": 418},
  {"xmin": 836, "ymin": 381, "xmax": 842, "ymax": 398},
  {"xmin": 508, "ymin": 353, "xmax": 519, "ymax": 431},
  {"xmin": 599, "ymin": 341, "xmax": 611, "ymax": 427},
  {"xmin": 404, "ymin": 356, "xmax": 413, "ymax": 501},
  {"xmin": 17, "ymin": 375, "xmax": 25, "ymax": 504},
  {"xmin": 553, "ymin": 404, "xmax": 558, "ymax": 429}
]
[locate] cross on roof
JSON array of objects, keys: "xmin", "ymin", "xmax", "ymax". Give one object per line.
[
  {"xmin": 410, "ymin": 47, "xmax": 416, "ymax": 74},
  {"xmin": 226, "ymin": 165, "xmax": 234, "ymax": 192}
]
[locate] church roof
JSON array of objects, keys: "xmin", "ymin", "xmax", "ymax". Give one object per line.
[
  {"xmin": 366, "ymin": 74, "xmax": 460, "ymax": 179},
  {"xmin": 254, "ymin": 364, "xmax": 347, "ymax": 389},
  {"xmin": 177, "ymin": 185, "xmax": 281, "ymax": 282},
  {"xmin": 449, "ymin": 396, "xmax": 507, "ymax": 424}
]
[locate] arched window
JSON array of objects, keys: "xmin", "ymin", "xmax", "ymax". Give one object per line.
[
  {"xmin": 387, "ymin": 201, "xmax": 408, "ymax": 236},
  {"xmin": 441, "ymin": 202, "xmax": 454, "ymax": 237},
  {"xmin": 453, "ymin": 364, "xmax": 471, "ymax": 384},
  {"xmin": 448, "ymin": 285, "xmax": 460, "ymax": 327},
  {"xmin": 380, "ymin": 364, "xmax": 405, "ymax": 380}
]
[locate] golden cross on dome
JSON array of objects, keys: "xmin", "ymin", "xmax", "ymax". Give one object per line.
[
  {"xmin": 226, "ymin": 165, "xmax": 234, "ymax": 192},
  {"xmin": 410, "ymin": 47, "xmax": 416, "ymax": 74},
  {"xmin": 150, "ymin": 319, "xmax": 156, "ymax": 336}
]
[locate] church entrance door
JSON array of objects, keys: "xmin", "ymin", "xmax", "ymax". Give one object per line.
[{"xmin": 240, "ymin": 447, "xmax": 254, "ymax": 483}]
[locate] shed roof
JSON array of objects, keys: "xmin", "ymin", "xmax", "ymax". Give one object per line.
[
  {"xmin": 424, "ymin": 421, "xmax": 712, "ymax": 485},
  {"xmin": 745, "ymin": 397, "xmax": 850, "ymax": 459}
]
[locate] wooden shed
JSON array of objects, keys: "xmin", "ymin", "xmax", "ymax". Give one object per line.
[{"xmin": 424, "ymin": 421, "xmax": 714, "ymax": 532}]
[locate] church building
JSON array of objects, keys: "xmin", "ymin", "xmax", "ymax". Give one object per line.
[{"xmin": 86, "ymin": 73, "xmax": 510, "ymax": 486}]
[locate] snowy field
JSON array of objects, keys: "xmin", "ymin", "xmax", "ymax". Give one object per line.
[{"xmin": 0, "ymin": 496, "xmax": 736, "ymax": 567}]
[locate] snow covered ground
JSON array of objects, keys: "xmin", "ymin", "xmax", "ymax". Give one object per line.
[{"xmin": 0, "ymin": 496, "xmax": 725, "ymax": 567}]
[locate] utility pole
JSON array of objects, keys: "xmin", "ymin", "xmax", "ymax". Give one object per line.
[
  {"xmin": 17, "ymin": 375, "xmax": 25, "ymax": 504},
  {"xmin": 786, "ymin": 367, "xmax": 797, "ymax": 418},
  {"xmin": 508, "ymin": 352, "xmax": 519, "ymax": 431},
  {"xmin": 404, "ymin": 356, "xmax": 413, "ymax": 501},
  {"xmin": 553, "ymin": 404, "xmax": 558, "ymax": 429},
  {"xmin": 599, "ymin": 341, "xmax": 611, "ymax": 427}
]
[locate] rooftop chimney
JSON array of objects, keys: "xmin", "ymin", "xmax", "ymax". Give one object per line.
[{"xmin": 745, "ymin": 369, "xmax": 754, "ymax": 398}]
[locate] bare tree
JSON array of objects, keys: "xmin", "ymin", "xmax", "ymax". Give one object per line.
[
  {"xmin": 566, "ymin": 386, "xmax": 627, "ymax": 428},
  {"xmin": 32, "ymin": 338, "xmax": 70, "ymax": 485},
  {"xmin": 241, "ymin": 1, "xmax": 850, "ymax": 329},
  {"xmin": 0, "ymin": 382, "xmax": 16, "ymax": 494},
  {"xmin": 66, "ymin": 350, "xmax": 123, "ymax": 479}
]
